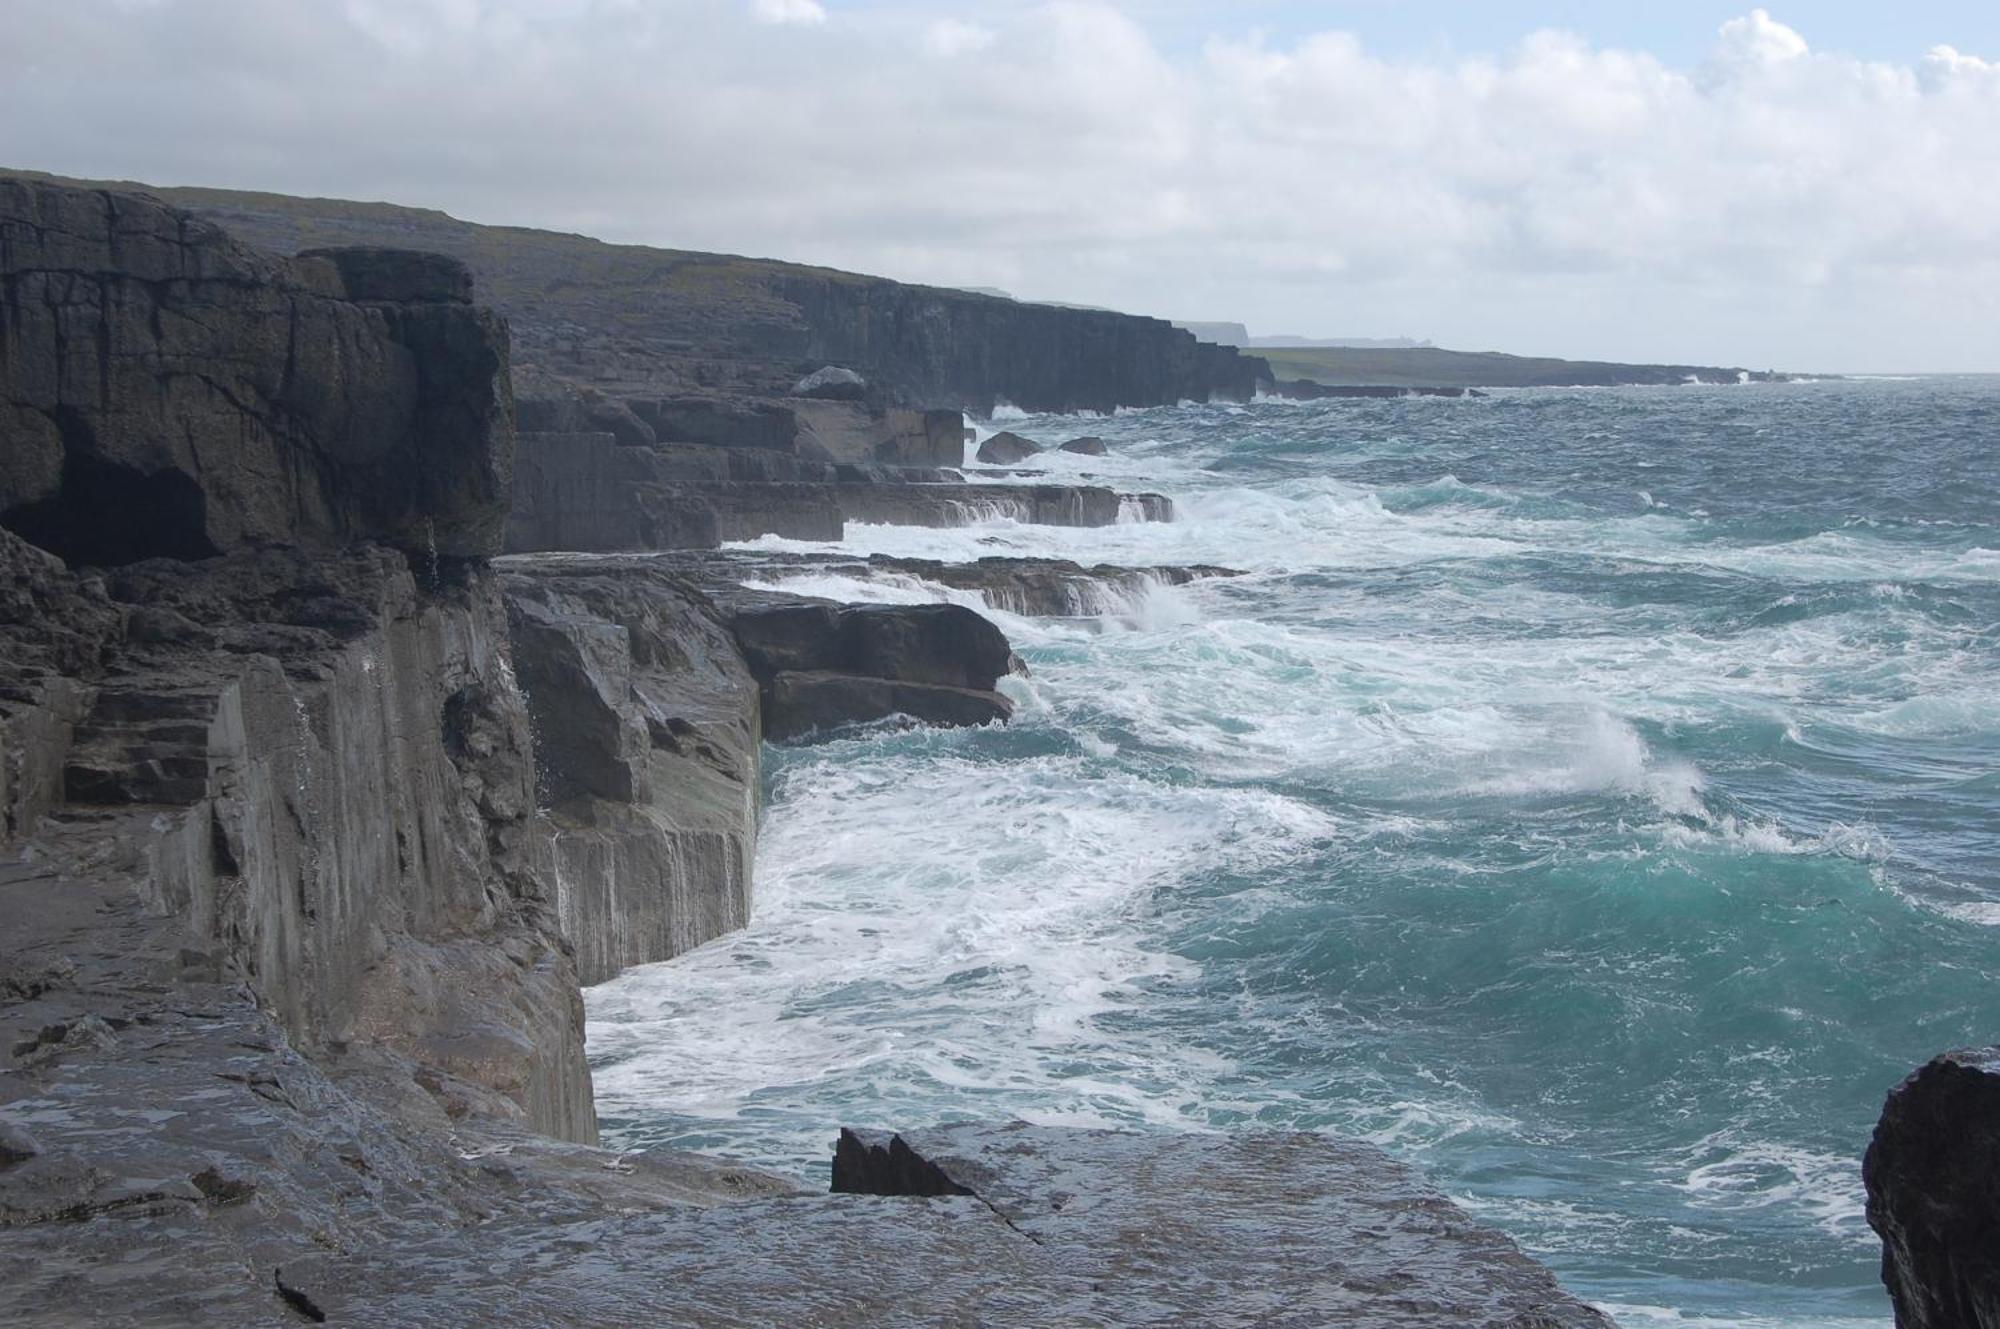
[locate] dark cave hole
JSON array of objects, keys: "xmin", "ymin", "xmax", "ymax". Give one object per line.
[{"xmin": 3, "ymin": 447, "xmax": 219, "ymax": 567}]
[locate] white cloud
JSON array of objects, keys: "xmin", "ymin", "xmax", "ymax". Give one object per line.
[
  {"xmin": 1715, "ymin": 8, "xmax": 1809, "ymax": 66},
  {"xmin": 923, "ymin": 18, "xmax": 992, "ymax": 59},
  {"xmin": 3, "ymin": 3, "xmax": 1997, "ymax": 370},
  {"xmin": 752, "ymin": 0, "xmax": 824, "ymax": 26}
]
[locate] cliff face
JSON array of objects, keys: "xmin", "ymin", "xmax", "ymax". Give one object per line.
[
  {"xmin": 0, "ymin": 177, "xmax": 590, "ymax": 1142},
  {"xmin": 0, "ymin": 182, "xmax": 513, "ymax": 564},
  {"xmin": 771, "ymin": 271, "xmax": 1268, "ymax": 414},
  {"xmin": 7, "ymin": 176, "xmax": 1271, "ymax": 414},
  {"xmin": 1866, "ymin": 1049, "xmax": 2000, "ymax": 1329},
  {"xmin": 501, "ymin": 560, "xmax": 763, "ymax": 987}
]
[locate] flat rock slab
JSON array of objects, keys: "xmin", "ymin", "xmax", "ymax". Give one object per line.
[{"xmin": 835, "ymin": 1122, "xmax": 1614, "ymax": 1329}]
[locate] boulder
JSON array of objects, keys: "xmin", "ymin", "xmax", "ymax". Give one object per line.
[
  {"xmin": 976, "ymin": 431, "xmax": 1043, "ymax": 465},
  {"xmin": 791, "ymin": 365, "xmax": 868, "ymax": 401},
  {"xmin": 1866, "ymin": 1048, "xmax": 2000, "ymax": 1329},
  {"xmin": 0, "ymin": 179, "xmax": 514, "ymax": 565},
  {"xmin": 763, "ymin": 672, "xmax": 1012, "ymax": 741},
  {"xmin": 728, "ymin": 600, "xmax": 1012, "ymax": 693},
  {"xmin": 300, "ymin": 246, "xmax": 474, "ymax": 304},
  {"xmin": 1057, "ymin": 436, "xmax": 1107, "ymax": 456}
]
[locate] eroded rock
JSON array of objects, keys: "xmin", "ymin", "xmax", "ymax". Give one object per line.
[
  {"xmin": 977, "ymin": 430, "xmax": 1044, "ymax": 464},
  {"xmin": 1866, "ymin": 1048, "xmax": 2000, "ymax": 1329},
  {"xmin": 0, "ymin": 178, "xmax": 514, "ymax": 564}
]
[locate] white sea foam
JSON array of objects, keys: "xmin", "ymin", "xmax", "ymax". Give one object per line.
[
  {"xmin": 589, "ymin": 746, "xmax": 1339, "ymax": 1171},
  {"xmin": 597, "ymin": 391, "xmax": 1992, "ymax": 1321},
  {"xmin": 1670, "ymin": 1134, "xmax": 1872, "ymax": 1244}
]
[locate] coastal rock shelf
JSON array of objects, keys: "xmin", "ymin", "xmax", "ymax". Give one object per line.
[
  {"xmin": 641, "ymin": 547, "xmax": 1241, "ymax": 619},
  {"xmin": 505, "ymin": 426, "xmax": 1175, "ymax": 554},
  {"xmin": 0, "ymin": 176, "xmax": 1617, "ymax": 1327},
  {"xmin": 832, "ymin": 1123, "xmax": 1615, "ymax": 1328}
]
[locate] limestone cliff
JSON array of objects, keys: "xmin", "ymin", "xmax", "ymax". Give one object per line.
[
  {"xmin": 6, "ymin": 174, "xmax": 1273, "ymax": 414},
  {"xmin": 0, "ymin": 181, "xmax": 512, "ymax": 564}
]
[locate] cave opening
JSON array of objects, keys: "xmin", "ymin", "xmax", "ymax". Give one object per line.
[{"xmin": 3, "ymin": 445, "xmax": 219, "ymax": 567}]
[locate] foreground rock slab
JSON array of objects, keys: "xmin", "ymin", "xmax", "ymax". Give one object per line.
[
  {"xmin": 829, "ymin": 1122, "xmax": 1615, "ymax": 1328},
  {"xmin": 1866, "ymin": 1048, "xmax": 2000, "ymax": 1329}
]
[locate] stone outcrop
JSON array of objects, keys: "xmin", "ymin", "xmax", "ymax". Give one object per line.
[
  {"xmin": 977, "ymin": 430, "xmax": 1043, "ymax": 464},
  {"xmin": 0, "ymin": 532, "xmax": 595, "ymax": 1144},
  {"xmin": 0, "ymin": 179, "xmax": 513, "ymax": 565},
  {"xmin": 1058, "ymin": 435, "xmax": 1107, "ymax": 455},
  {"xmin": 52, "ymin": 176, "xmax": 1274, "ymax": 413},
  {"xmin": 1866, "ymin": 1048, "xmax": 2000, "ymax": 1329},
  {"xmin": 500, "ymin": 560, "xmax": 762, "ymax": 986},
  {"xmin": 505, "ymin": 430, "xmax": 1173, "ymax": 554},
  {"xmin": 0, "ymin": 176, "xmax": 1616, "ymax": 1329},
  {"xmin": 699, "ymin": 581, "xmax": 1015, "ymax": 741},
  {"xmin": 833, "ymin": 481, "xmax": 1171, "ymax": 528},
  {"xmin": 648, "ymin": 548, "xmax": 1239, "ymax": 620},
  {"xmin": 831, "ymin": 1123, "xmax": 1615, "ymax": 1328}
]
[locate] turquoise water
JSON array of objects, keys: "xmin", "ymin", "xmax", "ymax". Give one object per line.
[{"xmin": 588, "ymin": 380, "xmax": 2000, "ymax": 1327}]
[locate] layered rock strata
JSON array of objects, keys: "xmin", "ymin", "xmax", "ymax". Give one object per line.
[
  {"xmin": 0, "ymin": 181, "xmax": 512, "ymax": 564},
  {"xmin": 500, "ymin": 560, "xmax": 762, "ymax": 986},
  {"xmin": 1866, "ymin": 1048, "xmax": 2000, "ymax": 1329},
  {"xmin": 831, "ymin": 1123, "xmax": 1616, "ymax": 1328},
  {"xmin": 36, "ymin": 176, "xmax": 1275, "ymax": 413},
  {"xmin": 504, "ymin": 430, "xmax": 1174, "ymax": 553},
  {"xmin": 642, "ymin": 547, "xmax": 1240, "ymax": 620},
  {"xmin": 1, "ymin": 178, "xmax": 1614, "ymax": 1329}
]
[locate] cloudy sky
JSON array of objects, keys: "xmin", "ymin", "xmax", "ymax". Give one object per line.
[{"xmin": 5, "ymin": 2, "xmax": 1998, "ymax": 371}]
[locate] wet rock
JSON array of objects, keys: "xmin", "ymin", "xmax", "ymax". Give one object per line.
[
  {"xmin": 833, "ymin": 1123, "xmax": 1614, "ymax": 1327},
  {"xmin": 1057, "ymin": 435, "xmax": 1107, "ymax": 456},
  {"xmin": 764, "ymin": 672, "xmax": 1012, "ymax": 741},
  {"xmin": 1866, "ymin": 1048, "xmax": 2000, "ymax": 1329},
  {"xmin": 977, "ymin": 431, "xmax": 1043, "ymax": 464},
  {"xmin": 729, "ymin": 600, "xmax": 1012, "ymax": 694}
]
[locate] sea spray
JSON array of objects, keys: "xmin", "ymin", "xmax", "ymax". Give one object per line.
[{"xmin": 591, "ymin": 379, "xmax": 2000, "ymax": 1329}]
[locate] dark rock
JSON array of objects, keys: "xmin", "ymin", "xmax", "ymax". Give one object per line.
[
  {"xmin": 1057, "ymin": 436, "xmax": 1107, "ymax": 456},
  {"xmin": 763, "ymin": 672, "xmax": 1012, "ymax": 741},
  {"xmin": 299, "ymin": 246, "xmax": 473, "ymax": 304},
  {"xmin": 831, "ymin": 482, "xmax": 1170, "ymax": 529},
  {"xmin": 501, "ymin": 558, "xmax": 761, "ymax": 984},
  {"xmin": 1274, "ymin": 379, "xmax": 1469, "ymax": 400},
  {"xmin": 1866, "ymin": 1048, "xmax": 2000, "ymax": 1329},
  {"xmin": 695, "ymin": 482, "xmax": 845, "ymax": 544},
  {"xmin": 791, "ymin": 365, "xmax": 868, "ymax": 401},
  {"xmin": 729, "ymin": 600, "xmax": 1012, "ymax": 693},
  {"xmin": 0, "ymin": 1122, "xmax": 40, "ymax": 1168},
  {"xmin": 831, "ymin": 1122, "xmax": 1614, "ymax": 1327},
  {"xmin": 977, "ymin": 431, "xmax": 1043, "ymax": 464},
  {"xmin": 514, "ymin": 374, "xmax": 659, "ymax": 447},
  {"xmin": 505, "ymin": 432, "xmax": 721, "ymax": 552},
  {"xmin": 122, "ymin": 180, "xmax": 1277, "ymax": 414},
  {"xmin": 0, "ymin": 180, "xmax": 514, "ymax": 564}
]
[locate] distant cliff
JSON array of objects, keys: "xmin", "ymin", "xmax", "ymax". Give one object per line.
[{"xmin": 1, "ymin": 173, "xmax": 1268, "ymax": 415}]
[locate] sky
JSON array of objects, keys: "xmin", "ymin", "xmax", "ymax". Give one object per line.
[{"xmin": 4, "ymin": 2, "xmax": 1998, "ymax": 372}]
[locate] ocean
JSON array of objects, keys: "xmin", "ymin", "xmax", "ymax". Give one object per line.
[{"xmin": 586, "ymin": 378, "xmax": 1999, "ymax": 1327}]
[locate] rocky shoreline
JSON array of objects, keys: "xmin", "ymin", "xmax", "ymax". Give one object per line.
[{"xmin": 0, "ymin": 175, "xmax": 1958, "ymax": 1327}]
